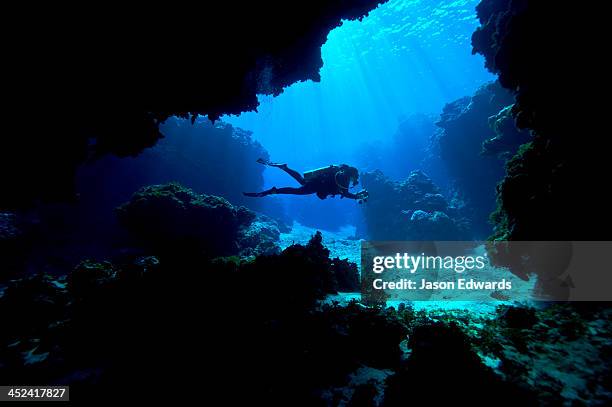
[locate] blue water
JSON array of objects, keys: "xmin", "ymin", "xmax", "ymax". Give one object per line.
[{"xmin": 223, "ymin": 0, "xmax": 495, "ymax": 230}]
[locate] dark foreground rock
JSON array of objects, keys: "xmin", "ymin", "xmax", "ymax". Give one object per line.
[
  {"xmin": 0, "ymin": 212, "xmax": 27, "ymax": 280},
  {"xmin": 472, "ymin": 0, "xmax": 605, "ymax": 240},
  {"xmin": 2, "ymin": 253, "xmax": 608, "ymax": 405},
  {"xmin": 3, "ymin": 1, "xmax": 386, "ymax": 210},
  {"xmin": 0, "ymin": 232, "xmax": 365, "ymax": 403},
  {"xmin": 115, "ymin": 182, "xmax": 282, "ymax": 258}
]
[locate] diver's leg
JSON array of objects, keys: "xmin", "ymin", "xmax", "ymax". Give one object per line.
[
  {"xmin": 243, "ymin": 187, "xmax": 277, "ymax": 197},
  {"xmin": 273, "ymin": 186, "xmax": 312, "ymax": 195},
  {"xmin": 243, "ymin": 186, "xmax": 312, "ymax": 197},
  {"xmin": 256, "ymin": 158, "xmax": 305, "ymax": 185},
  {"xmin": 273, "ymin": 164, "xmax": 305, "ymax": 185}
]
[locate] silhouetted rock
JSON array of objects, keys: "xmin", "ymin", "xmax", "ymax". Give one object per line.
[
  {"xmin": 1, "ymin": 257, "xmax": 609, "ymax": 405},
  {"xmin": 383, "ymin": 320, "xmax": 535, "ymax": 406},
  {"xmin": 472, "ymin": 0, "xmax": 602, "ymax": 240},
  {"xmin": 3, "ymin": 1, "xmax": 387, "ymax": 209},
  {"xmin": 116, "ymin": 183, "xmax": 281, "ymax": 258},
  {"xmin": 434, "ymin": 81, "xmax": 529, "ymax": 238},
  {"xmin": 0, "ymin": 212, "xmax": 27, "ymax": 280},
  {"xmin": 483, "ymin": 105, "xmax": 531, "ymax": 160},
  {"xmin": 116, "ymin": 183, "xmax": 242, "ymax": 256}
]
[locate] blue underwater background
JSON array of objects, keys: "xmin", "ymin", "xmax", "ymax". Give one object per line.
[
  {"xmin": 1, "ymin": 0, "xmax": 610, "ymax": 404},
  {"xmin": 223, "ymin": 0, "xmax": 494, "ymax": 231}
]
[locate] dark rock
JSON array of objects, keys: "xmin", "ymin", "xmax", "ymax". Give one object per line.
[
  {"xmin": 68, "ymin": 260, "xmax": 116, "ymax": 299},
  {"xmin": 3, "ymin": 1, "xmax": 386, "ymax": 209},
  {"xmin": 0, "ymin": 212, "xmax": 28, "ymax": 280},
  {"xmin": 483, "ymin": 105, "xmax": 531, "ymax": 160},
  {"xmin": 434, "ymin": 81, "xmax": 529, "ymax": 238},
  {"xmin": 116, "ymin": 183, "xmax": 252, "ymax": 257},
  {"xmin": 330, "ymin": 257, "xmax": 360, "ymax": 292},
  {"xmin": 116, "ymin": 183, "xmax": 284, "ymax": 260},
  {"xmin": 383, "ymin": 321, "xmax": 536, "ymax": 405},
  {"xmin": 472, "ymin": 0, "xmax": 603, "ymax": 240},
  {"xmin": 499, "ymin": 305, "xmax": 537, "ymax": 330}
]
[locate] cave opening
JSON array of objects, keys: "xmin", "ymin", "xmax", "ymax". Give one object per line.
[{"xmin": 221, "ymin": 0, "xmax": 496, "ymax": 234}]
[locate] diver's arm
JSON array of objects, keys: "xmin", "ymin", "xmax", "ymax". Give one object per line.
[
  {"xmin": 341, "ymin": 190, "xmax": 359, "ymax": 199},
  {"xmin": 341, "ymin": 189, "xmax": 369, "ymax": 202}
]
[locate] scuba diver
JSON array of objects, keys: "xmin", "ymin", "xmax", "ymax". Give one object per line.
[{"xmin": 244, "ymin": 159, "xmax": 369, "ymax": 203}]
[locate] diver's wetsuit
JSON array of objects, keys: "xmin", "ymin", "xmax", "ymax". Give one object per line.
[{"xmin": 244, "ymin": 162, "xmax": 359, "ymax": 200}]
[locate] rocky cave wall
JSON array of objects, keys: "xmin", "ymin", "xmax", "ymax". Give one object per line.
[
  {"xmin": 472, "ymin": 0, "xmax": 601, "ymax": 240},
  {"xmin": 2, "ymin": 1, "xmax": 387, "ymax": 210},
  {"xmin": 434, "ymin": 81, "xmax": 529, "ymax": 239},
  {"xmin": 0, "ymin": 120, "xmax": 276, "ymax": 280}
]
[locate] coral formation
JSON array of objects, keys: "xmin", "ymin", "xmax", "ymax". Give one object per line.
[
  {"xmin": 360, "ymin": 170, "xmax": 470, "ymax": 240},
  {"xmin": 482, "ymin": 105, "xmax": 531, "ymax": 160},
  {"xmin": 2, "ymin": 252, "xmax": 608, "ymax": 405},
  {"xmin": 472, "ymin": 0, "xmax": 600, "ymax": 240},
  {"xmin": 3, "ymin": 1, "xmax": 387, "ymax": 209},
  {"xmin": 116, "ymin": 183, "xmax": 283, "ymax": 259},
  {"xmin": 76, "ymin": 118, "xmax": 270, "ymax": 209},
  {"xmin": 434, "ymin": 81, "xmax": 529, "ymax": 238},
  {"xmin": 0, "ymin": 212, "xmax": 27, "ymax": 280},
  {"xmin": 0, "ymin": 232, "xmax": 366, "ymax": 402},
  {"xmin": 237, "ymin": 213, "xmax": 282, "ymax": 257},
  {"xmin": 116, "ymin": 183, "xmax": 245, "ymax": 256}
]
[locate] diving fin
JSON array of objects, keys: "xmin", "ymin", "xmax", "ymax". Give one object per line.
[{"xmin": 243, "ymin": 191, "xmax": 264, "ymax": 197}]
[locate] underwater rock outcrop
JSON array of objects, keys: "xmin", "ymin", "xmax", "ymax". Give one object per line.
[
  {"xmin": 360, "ymin": 170, "xmax": 470, "ymax": 240},
  {"xmin": 76, "ymin": 118, "xmax": 270, "ymax": 209},
  {"xmin": 236, "ymin": 213, "xmax": 282, "ymax": 257},
  {"xmin": 482, "ymin": 105, "xmax": 531, "ymax": 160},
  {"xmin": 116, "ymin": 183, "xmax": 281, "ymax": 258},
  {"xmin": 3, "ymin": 180, "xmax": 608, "ymax": 403},
  {"xmin": 0, "ymin": 212, "xmax": 27, "ymax": 280},
  {"xmin": 3, "ymin": 1, "xmax": 387, "ymax": 210},
  {"xmin": 1, "ymin": 245, "xmax": 609, "ymax": 404},
  {"xmin": 434, "ymin": 81, "xmax": 529, "ymax": 238},
  {"xmin": 0, "ymin": 231, "xmax": 365, "ymax": 401},
  {"xmin": 472, "ymin": 0, "xmax": 600, "ymax": 240}
]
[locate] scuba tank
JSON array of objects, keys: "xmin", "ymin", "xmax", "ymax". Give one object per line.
[{"xmin": 303, "ymin": 165, "xmax": 338, "ymax": 182}]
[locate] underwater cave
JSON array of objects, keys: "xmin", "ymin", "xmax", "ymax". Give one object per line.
[{"xmin": 0, "ymin": 0, "xmax": 609, "ymax": 404}]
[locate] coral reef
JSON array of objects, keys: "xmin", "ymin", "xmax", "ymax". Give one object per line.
[
  {"xmin": 237, "ymin": 213, "xmax": 282, "ymax": 257},
  {"xmin": 5, "ymin": 119, "xmax": 279, "ymax": 274},
  {"xmin": 3, "ymin": 1, "xmax": 387, "ymax": 209},
  {"xmin": 0, "ymin": 211, "xmax": 608, "ymax": 404},
  {"xmin": 116, "ymin": 183, "xmax": 243, "ymax": 256},
  {"xmin": 472, "ymin": 0, "xmax": 601, "ymax": 240},
  {"xmin": 434, "ymin": 81, "xmax": 529, "ymax": 238},
  {"xmin": 482, "ymin": 105, "xmax": 531, "ymax": 160},
  {"xmin": 76, "ymin": 118, "xmax": 271, "ymax": 209},
  {"xmin": 2, "ymin": 253, "xmax": 608, "ymax": 405},
  {"xmin": 360, "ymin": 170, "xmax": 470, "ymax": 240},
  {"xmin": 116, "ymin": 183, "xmax": 281, "ymax": 258},
  {"xmin": 473, "ymin": 304, "xmax": 612, "ymax": 405},
  {"xmin": 0, "ymin": 212, "xmax": 27, "ymax": 280},
  {"xmin": 0, "ymin": 232, "xmax": 366, "ymax": 402}
]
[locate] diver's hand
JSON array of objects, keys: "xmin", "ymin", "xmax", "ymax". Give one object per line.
[{"xmin": 355, "ymin": 189, "xmax": 369, "ymax": 203}]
